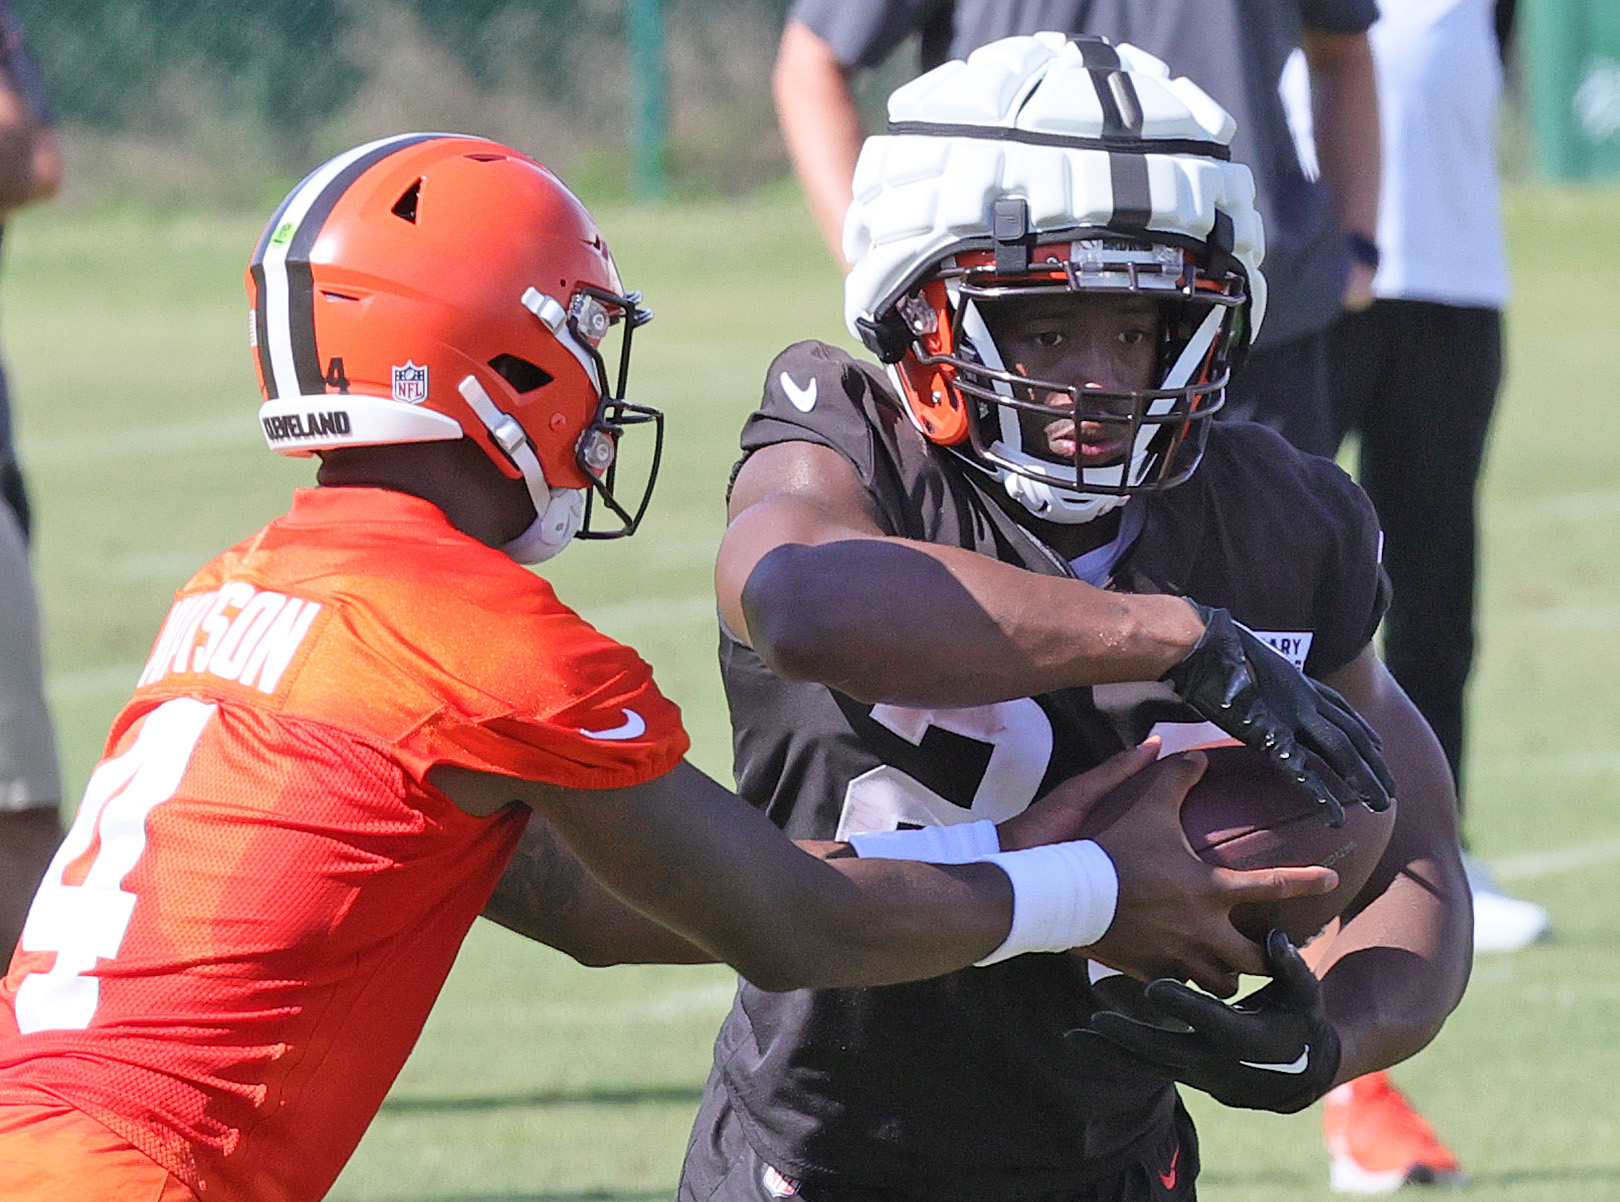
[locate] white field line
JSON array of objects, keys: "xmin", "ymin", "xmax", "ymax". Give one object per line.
[
  {"xmin": 1485, "ymin": 602, "xmax": 1620, "ymax": 630},
  {"xmin": 1490, "ymin": 836, "xmax": 1620, "ymax": 883},
  {"xmin": 1484, "ymin": 486, "xmax": 1620, "ymax": 529}
]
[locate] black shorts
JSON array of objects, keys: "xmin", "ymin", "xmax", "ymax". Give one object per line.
[{"xmin": 678, "ymin": 1081, "xmax": 1200, "ymax": 1202}]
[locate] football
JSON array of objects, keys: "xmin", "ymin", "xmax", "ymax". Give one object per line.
[{"xmin": 1179, "ymin": 744, "xmax": 1396, "ymax": 944}]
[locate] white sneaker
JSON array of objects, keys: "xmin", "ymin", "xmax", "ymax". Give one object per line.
[{"xmin": 1464, "ymin": 854, "xmax": 1551, "ymax": 953}]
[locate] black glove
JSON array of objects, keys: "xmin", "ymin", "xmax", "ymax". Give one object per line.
[
  {"xmin": 1161, "ymin": 603, "xmax": 1394, "ymax": 825},
  {"xmin": 1069, "ymin": 930, "xmax": 1341, "ymax": 1114}
]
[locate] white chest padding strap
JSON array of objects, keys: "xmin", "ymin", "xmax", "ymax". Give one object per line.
[
  {"xmin": 848, "ymin": 819, "xmax": 1001, "ymax": 863},
  {"xmin": 458, "ymin": 375, "xmax": 584, "ymax": 565}
]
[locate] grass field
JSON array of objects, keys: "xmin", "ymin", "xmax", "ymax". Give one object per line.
[{"xmin": 7, "ymin": 183, "xmax": 1620, "ymax": 1200}]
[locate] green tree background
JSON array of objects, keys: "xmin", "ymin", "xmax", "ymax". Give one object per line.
[{"xmin": 13, "ymin": 0, "xmax": 803, "ymax": 206}]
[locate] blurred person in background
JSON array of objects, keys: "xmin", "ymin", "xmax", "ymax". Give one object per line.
[
  {"xmin": 1318, "ymin": 2, "xmax": 1536, "ymax": 1192},
  {"xmin": 0, "ymin": 0, "xmax": 63, "ymax": 961},
  {"xmin": 771, "ymin": 0, "xmax": 1381, "ymax": 458}
]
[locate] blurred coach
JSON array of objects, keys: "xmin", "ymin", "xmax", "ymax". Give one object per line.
[{"xmin": 0, "ymin": 0, "xmax": 63, "ymax": 957}]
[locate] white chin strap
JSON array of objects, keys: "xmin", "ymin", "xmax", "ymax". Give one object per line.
[
  {"xmin": 962, "ymin": 300, "xmax": 1226, "ymax": 526},
  {"xmin": 1001, "ymin": 471, "xmax": 1128, "ymax": 525},
  {"xmin": 501, "ymin": 489, "xmax": 584, "ymax": 565},
  {"xmin": 458, "ymin": 375, "xmax": 585, "ymax": 565}
]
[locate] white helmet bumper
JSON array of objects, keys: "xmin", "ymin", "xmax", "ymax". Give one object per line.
[{"xmin": 842, "ymin": 34, "xmax": 1266, "ymax": 524}]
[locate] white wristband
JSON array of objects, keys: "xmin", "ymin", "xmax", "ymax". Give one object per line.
[
  {"xmin": 974, "ymin": 840, "xmax": 1118, "ymax": 966},
  {"xmin": 847, "ymin": 819, "xmax": 1000, "ymax": 864}
]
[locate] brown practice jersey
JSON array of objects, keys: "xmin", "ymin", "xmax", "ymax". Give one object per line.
[
  {"xmin": 705, "ymin": 341, "xmax": 1388, "ymax": 1199},
  {"xmin": 0, "ymin": 486, "xmax": 688, "ymax": 1202}
]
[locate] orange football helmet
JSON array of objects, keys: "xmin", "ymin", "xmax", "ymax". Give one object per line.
[{"xmin": 247, "ymin": 133, "xmax": 660, "ymax": 561}]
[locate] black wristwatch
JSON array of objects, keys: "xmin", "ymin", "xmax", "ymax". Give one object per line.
[{"xmin": 1346, "ymin": 231, "xmax": 1381, "ymax": 271}]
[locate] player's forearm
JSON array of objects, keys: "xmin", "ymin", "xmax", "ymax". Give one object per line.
[
  {"xmin": 741, "ymin": 538, "xmax": 1202, "ymax": 706},
  {"xmin": 1304, "ymin": 29, "xmax": 1380, "ymax": 242},
  {"xmin": 0, "ymin": 121, "xmax": 34, "ymax": 210},
  {"xmin": 0, "ymin": 87, "xmax": 53, "ymax": 212},
  {"xmin": 483, "ymin": 813, "xmax": 992, "ymax": 977},
  {"xmin": 1315, "ymin": 777, "xmax": 1471, "ymax": 1084},
  {"xmin": 1311, "ymin": 657, "xmax": 1471, "ymax": 1082},
  {"xmin": 797, "ymin": 856, "xmax": 1015, "ymax": 987},
  {"xmin": 535, "ymin": 761, "xmax": 1011, "ymax": 990},
  {"xmin": 774, "ymin": 20, "xmax": 864, "ymax": 267},
  {"xmin": 1316, "ymin": 855, "xmax": 1472, "ymax": 1084},
  {"xmin": 483, "ymin": 813, "xmax": 716, "ymax": 965}
]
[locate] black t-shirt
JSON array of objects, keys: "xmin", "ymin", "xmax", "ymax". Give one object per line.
[{"xmin": 711, "ymin": 340, "xmax": 1387, "ymax": 1198}]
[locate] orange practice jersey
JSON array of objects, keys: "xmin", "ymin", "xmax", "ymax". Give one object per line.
[{"xmin": 0, "ymin": 487, "xmax": 689, "ymax": 1202}]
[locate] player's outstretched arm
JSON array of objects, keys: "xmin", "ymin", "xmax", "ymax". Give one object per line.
[
  {"xmin": 454, "ymin": 745, "xmax": 1336, "ymax": 993},
  {"xmin": 449, "ymin": 758, "xmax": 1010, "ymax": 990},
  {"xmin": 720, "ymin": 440, "xmax": 1395, "ymax": 816},
  {"xmin": 1304, "ymin": 646, "xmax": 1472, "ymax": 1082},
  {"xmin": 481, "ymin": 810, "xmax": 718, "ymax": 966},
  {"xmin": 717, "ymin": 440, "xmax": 1204, "ymax": 705}
]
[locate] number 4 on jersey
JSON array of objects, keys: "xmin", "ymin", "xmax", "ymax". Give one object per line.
[{"xmin": 13, "ymin": 698, "xmax": 216, "ymax": 1035}]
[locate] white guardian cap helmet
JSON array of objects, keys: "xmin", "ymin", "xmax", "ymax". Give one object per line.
[{"xmin": 844, "ymin": 33, "xmax": 1266, "ymax": 524}]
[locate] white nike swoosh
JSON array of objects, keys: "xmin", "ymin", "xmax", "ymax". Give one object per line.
[
  {"xmin": 1239, "ymin": 1046, "xmax": 1311, "ymax": 1074},
  {"xmin": 579, "ymin": 709, "xmax": 647, "ymax": 741},
  {"xmin": 779, "ymin": 372, "xmax": 818, "ymax": 412}
]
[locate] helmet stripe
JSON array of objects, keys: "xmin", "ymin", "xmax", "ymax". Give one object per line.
[
  {"xmin": 1083, "ymin": 51, "xmax": 1152, "ymax": 232},
  {"xmin": 1069, "ymin": 36, "xmax": 1121, "ymax": 72},
  {"xmin": 1088, "ymin": 71, "xmax": 1137, "ymax": 138},
  {"xmin": 1107, "ymin": 151, "xmax": 1153, "ymax": 232},
  {"xmin": 253, "ymin": 132, "xmax": 449, "ymax": 402},
  {"xmin": 882, "ymin": 123, "xmax": 1228, "ymax": 161},
  {"xmin": 249, "ymin": 261, "xmax": 276, "ymax": 398}
]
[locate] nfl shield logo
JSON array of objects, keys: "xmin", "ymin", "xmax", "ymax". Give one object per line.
[{"xmin": 391, "ymin": 361, "xmax": 429, "ymax": 404}]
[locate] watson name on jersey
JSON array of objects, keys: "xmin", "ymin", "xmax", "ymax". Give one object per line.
[{"xmin": 0, "ymin": 488, "xmax": 687, "ymax": 1202}]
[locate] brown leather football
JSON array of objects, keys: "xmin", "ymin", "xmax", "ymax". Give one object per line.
[{"xmin": 1178, "ymin": 744, "xmax": 1396, "ymax": 943}]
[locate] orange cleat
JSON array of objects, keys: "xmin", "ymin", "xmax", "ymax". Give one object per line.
[{"xmin": 1322, "ymin": 1072, "xmax": 1464, "ymax": 1194}]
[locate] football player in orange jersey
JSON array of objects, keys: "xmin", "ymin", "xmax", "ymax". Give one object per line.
[{"xmin": 0, "ymin": 134, "xmax": 1343, "ymax": 1202}]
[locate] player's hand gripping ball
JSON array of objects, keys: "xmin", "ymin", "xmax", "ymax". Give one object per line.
[
  {"xmin": 1161, "ymin": 603, "xmax": 1396, "ymax": 825},
  {"xmin": 1071, "ymin": 930, "xmax": 1342, "ymax": 1114},
  {"xmin": 1181, "ymin": 745, "xmax": 1395, "ymax": 944}
]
